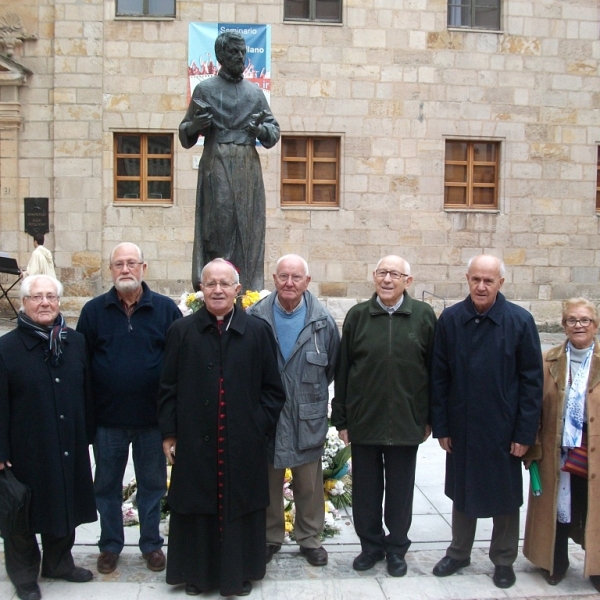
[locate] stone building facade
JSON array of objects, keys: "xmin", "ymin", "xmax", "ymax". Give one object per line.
[{"xmin": 0, "ymin": 0, "xmax": 599, "ymax": 324}]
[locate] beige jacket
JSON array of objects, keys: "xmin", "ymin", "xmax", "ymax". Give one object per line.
[
  {"xmin": 523, "ymin": 339, "xmax": 600, "ymax": 577},
  {"xmin": 26, "ymin": 245, "xmax": 56, "ymax": 278}
]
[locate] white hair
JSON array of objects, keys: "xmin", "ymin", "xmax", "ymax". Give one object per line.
[
  {"xmin": 19, "ymin": 275, "xmax": 63, "ymax": 310},
  {"xmin": 375, "ymin": 255, "xmax": 411, "ymax": 276},
  {"xmin": 275, "ymin": 254, "xmax": 309, "ymax": 276},
  {"xmin": 109, "ymin": 242, "xmax": 144, "ymax": 264},
  {"xmin": 200, "ymin": 258, "xmax": 240, "ymax": 284}
]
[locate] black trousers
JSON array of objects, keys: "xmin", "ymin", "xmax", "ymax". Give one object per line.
[
  {"xmin": 4, "ymin": 530, "xmax": 76, "ymax": 587},
  {"xmin": 351, "ymin": 443, "xmax": 418, "ymax": 557}
]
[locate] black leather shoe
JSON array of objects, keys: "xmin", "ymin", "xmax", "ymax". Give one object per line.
[
  {"xmin": 300, "ymin": 546, "xmax": 328, "ymax": 566},
  {"xmin": 266, "ymin": 544, "xmax": 281, "ymax": 564},
  {"xmin": 432, "ymin": 555, "xmax": 471, "ymax": 577},
  {"xmin": 590, "ymin": 575, "xmax": 600, "ymax": 592},
  {"xmin": 43, "ymin": 566, "xmax": 93, "ymax": 582},
  {"xmin": 540, "ymin": 568, "xmax": 566, "ymax": 586},
  {"xmin": 15, "ymin": 583, "xmax": 41, "ymax": 600},
  {"xmin": 493, "ymin": 565, "xmax": 516, "ymax": 589},
  {"xmin": 386, "ymin": 553, "xmax": 407, "ymax": 577},
  {"xmin": 185, "ymin": 583, "xmax": 204, "ymax": 596},
  {"xmin": 352, "ymin": 550, "xmax": 385, "ymax": 571},
  {"xmin": 238, "ymin": 581, "xmax": 252, "ymax": 596}
]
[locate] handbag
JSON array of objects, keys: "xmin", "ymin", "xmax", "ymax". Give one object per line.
[
  {"xmin": 0, "ymin": 468, "xmax": 31, "ymax": 538},
  {"xmin": 561, "ymin": 434, "xmax": 588, "ymax": 478}
]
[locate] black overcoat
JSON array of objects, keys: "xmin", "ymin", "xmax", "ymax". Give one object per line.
[
  {"xmin": 430, "ymin": 293, "xmax": 543, "ymax": 518},
  {"xmin": 0, "ymin": 326, "xmax": 97, "ymax": 536},
  {"xmin": 158, "ymin": 306, "xmax": 285, "ymax": 521}
]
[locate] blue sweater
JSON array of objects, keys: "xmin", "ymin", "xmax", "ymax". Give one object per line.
[{"xmin": 77, "ymin": 282, "xmax": 181, "ymax": 428}]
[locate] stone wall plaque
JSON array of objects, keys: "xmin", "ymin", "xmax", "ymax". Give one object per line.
[{"xmin": 24, "ymin": 197, "xmax": 49, "ymax": 236}]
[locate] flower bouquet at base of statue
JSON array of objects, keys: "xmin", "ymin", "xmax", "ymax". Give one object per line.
[
  {"xmin": 322, "ymin": 426, "xmax": 352, "ymax": 508},
  {"xmin": 178, "ymin": 291, "xmax": 204, "ymax": 316}
]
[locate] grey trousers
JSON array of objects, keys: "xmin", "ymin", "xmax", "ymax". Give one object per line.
[
  {"xmin": 266, "ymin": 459, "xmax": 324, "ymax": 549},
  {"xmin": 447, "ymin": 504, "xmax": 520, "ymax": 566}
]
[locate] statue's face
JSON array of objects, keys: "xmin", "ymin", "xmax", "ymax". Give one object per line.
[{"xmin": 221, "ymin": 39, "xmax": 246, "ymax": 76}]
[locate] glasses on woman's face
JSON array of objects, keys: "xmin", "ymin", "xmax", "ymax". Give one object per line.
[
  {"xmin": 25, "ymin": 294, "xmax": 59, "ymax": 304},
  {"xmin": 564, "ymin": 318, "xmax": 593, "ymax": 328}
]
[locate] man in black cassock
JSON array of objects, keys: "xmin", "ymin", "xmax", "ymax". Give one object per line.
[
  {"xmin": 158, "ymin": 259, "xmax": 285, "ymax": 596},
  {"xmin": 179, "ymin": 31, "xmax": 280, "ymax": 292}
]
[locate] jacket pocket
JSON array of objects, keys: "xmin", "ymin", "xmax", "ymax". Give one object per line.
[
  {"xmin": 297, "ymin": 399, "xmax": 329, "ymax": 450},
  {"xmin": 302, "ymin": 351, "xmax": 328, "ymax": 384}
]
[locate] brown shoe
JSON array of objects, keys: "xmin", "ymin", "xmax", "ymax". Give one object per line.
[
  {"xmin": 142, "ymin": 548, "xmax": 166, "ymax": 572},
  {"xmin": 97, "ymin": 551, "xmax": 119, "ymax": 574}
]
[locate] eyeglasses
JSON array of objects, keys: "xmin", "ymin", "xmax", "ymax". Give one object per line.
[
  {"xmin": 111, "ymin": 261, "xmax": 144, "ymax": 270},
  {"xmin": 375, "ymin": 270, "xmax": 409, "ymax": 280},
  {"xmin": 25, "ymin": 294, "xmax": 59, "ymax": 304},
  {"xmin": 565, "ymin": 318, "xmax": 593, "ymax": 327},
  {"xmin": 202, "ymin": 281, "xmax": 237, "ymax": 289},
  {"xmin": 276, "ymin": 274, "xmax": 305, "ymax": 283}
]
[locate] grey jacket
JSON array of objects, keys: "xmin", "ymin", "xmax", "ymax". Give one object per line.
[{"xmin": 248, "ymin": 291, "xmax": 340, "ymax": 468}]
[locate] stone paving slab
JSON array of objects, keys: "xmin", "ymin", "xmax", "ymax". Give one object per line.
[{"xmin": 1, "ymin": 547, "xmax": 598, "ymax": 599}]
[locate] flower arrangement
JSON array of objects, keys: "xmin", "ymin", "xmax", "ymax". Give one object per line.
[
  {"xmin": 178, "ymin": 291, "xmax": 204, "ymax": 316},
  {"xmin": 241, "ymin": 289, "xmax": 271, "ymax": 310},
  {"xmin": 283, "ymin": 467, "xmax": 342, "ymax": 540},
  {"xmin": 177, "ymin": 289, "xmax": 270, "ymax": 316},
  {"xmin": 122, "ymin": 465, "xmax": 171, "ymax": 528},
  {"xmin": 283, "ymin": 426, "xmax": 352, "ymax": 540},
  {"xmin": 323, "ymin": 426, "xmax": 352, "ymax": 509}
]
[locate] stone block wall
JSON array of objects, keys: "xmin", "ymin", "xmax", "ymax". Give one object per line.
[{"xmin": 2, "ymin": 0, "xmax": 599, "ymax": 324}]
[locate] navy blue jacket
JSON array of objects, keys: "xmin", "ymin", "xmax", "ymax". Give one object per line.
[
  {"xmin": 77, "ymin": 282, "xmax": 181, "ymax": 428},
  {"xmin": 430, "ymin": 292, "xmax": 543, "ymax": 518}
]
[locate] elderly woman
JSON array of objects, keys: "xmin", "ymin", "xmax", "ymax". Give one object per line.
[
  {"xmin": 0, "ymin": 275, "xmax": 97, "ymax": 600},
  {"xmin": 524, "ymin": 297, "xmax": 600, "ymax": 591}
]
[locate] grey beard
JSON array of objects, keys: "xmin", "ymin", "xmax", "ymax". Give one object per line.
[{"xmin": 115, "ymin": 279, "xmax": 141, "ymax": 294}]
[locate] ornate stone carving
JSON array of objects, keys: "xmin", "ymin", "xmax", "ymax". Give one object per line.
[{"xmin": 0, "ymin": 11, "xmax": 37, "ymax": 57}]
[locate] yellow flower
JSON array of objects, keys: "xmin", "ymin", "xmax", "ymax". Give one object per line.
[
  {"xmin": 324, "ymin": 479, "xmax": 337, "ymax": 492},
  {"xmin": 284, "ymin": 521, "xmax": 293, "ymax": 533},
  {"xmin": 241, "ymin": 290, "xmax": 261, "ymax": 310},
  {"xmin": 284, "ymin": 468, "xmax": 292, "ymax": 482}
]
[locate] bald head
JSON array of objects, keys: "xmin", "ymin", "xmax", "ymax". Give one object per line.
[{"xmin": 466, "ymin": 255, "xmax": 505, "ymax": 313}]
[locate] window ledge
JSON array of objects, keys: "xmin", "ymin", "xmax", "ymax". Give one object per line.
[
  {"xmin": 113, "ymin": 202, "xmax": 174, "ymax": 208},
  {"xmin": 447, "ymin": 27, "xmax": 502, "ymax": 34},
  {"xmin": 283, "ymin": 20, "xmax": 343, "ymax": 26},
  {"xmin": 115, "ymin": 16, "xmax": 175, "ymax": 21},
  {"xmin": 280, "ymin": 205, "xmax": 340, "ymax": 210},
  {"xmin": 444, "ymin": 207, "xmax": 499, "ymax": 213}
]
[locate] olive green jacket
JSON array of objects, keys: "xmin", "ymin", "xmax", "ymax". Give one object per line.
[{"xmin": 332, "ymin": 292, "xmax": 436, "ymax": 445}]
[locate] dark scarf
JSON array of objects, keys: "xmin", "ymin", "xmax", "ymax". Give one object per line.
[{"xmin": 18, "ymin": 312, "xmax": 68, "ymax": 366}]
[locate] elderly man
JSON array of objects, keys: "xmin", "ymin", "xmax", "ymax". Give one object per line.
[
  {"xmin": 332, "ymin": 256, "xmax": 436, "ymax": 577},
  {"xmin": 430, "ymin": 255, "xmax": 543, "ymax": 589},
  {"xmin": 248, "ymin": 254, "xmax": 340, "ymax": 566},
  {"xmin": 158, "ymin": 258, "xmax": 285, "ymax": 597},
  {"xmin": 76, "ymin": 243, "xmax": 181, "ymax": 575},
  {"xmin": 0, "ymin": 275, "xmax": 96, "ymax": 600},
  {"xmin": 179, "ymin": 31, "xmax": 280, "ymax": 292}
]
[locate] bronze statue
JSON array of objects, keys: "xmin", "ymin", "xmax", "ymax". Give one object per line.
[{"xmin": 179, "ymin": 31, "xmax": 280, "ymax": 292}]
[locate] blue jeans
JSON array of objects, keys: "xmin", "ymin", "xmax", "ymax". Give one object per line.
[{"xmin": 93, "ymin": 426, "xmax": 166, "ymax": 555}]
